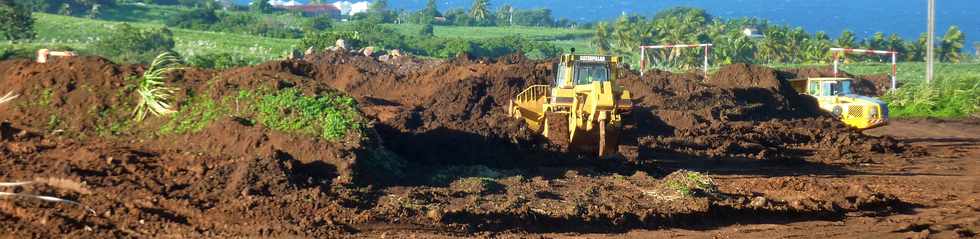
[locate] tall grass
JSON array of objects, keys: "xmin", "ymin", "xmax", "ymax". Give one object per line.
[{"xmin": 882, "ymin": 75, "xmax": 980, "ymax": 118}]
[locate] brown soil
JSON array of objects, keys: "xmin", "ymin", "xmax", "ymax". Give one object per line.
[{"xmin": 0, "ymin": 53, "xmax": 975, "ymax": 238}]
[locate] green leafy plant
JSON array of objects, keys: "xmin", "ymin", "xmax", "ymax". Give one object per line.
[
  {"xmin": 883, "ymin": 76, "xmax": 980, "ymax": 118},
  {"xmin": 252, "ymin": 88, "xmax": 362, "ymax": 141},
  {"xmin": 159, "ymin": 92, "xmax": 226, "ymax": 135},
  {"xmin": 133, "ymin": 52, "xmax": 181, "ymax": 122},
  {"xmin": 664, "ymin": 170, "xmax": 718, "ymax": 197}
]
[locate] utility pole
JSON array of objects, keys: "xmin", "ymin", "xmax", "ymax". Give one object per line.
[{"xmin": 926, "ymin": 0, "xmax": 935, "ymax": 84}]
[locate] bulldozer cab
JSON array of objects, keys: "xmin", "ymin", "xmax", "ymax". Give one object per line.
[{"xmin": 555, "ymin": 55, "xmax": 618, "ymax": 88}]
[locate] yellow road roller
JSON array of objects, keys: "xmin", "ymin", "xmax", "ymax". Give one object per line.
[{"xmin": 790, "ymin": 77, "xmax": 889, "ymax": 129}]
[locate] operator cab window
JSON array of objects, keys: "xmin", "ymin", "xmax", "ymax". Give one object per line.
[
  {"xmin": 555, "ymin": 63, "xmax": 567, "ymax": 86},
  {"xmin": 574, "ymin": 63, "xmax": 609, "ymax": 85},
  {"xmin": 820, "ymin": 80, "xmax": 854, "ymax": 96},
  {"xmin": 839, "ymin": 80, "xmax": 852, "ymax": 95},
  {"xmin": 808, "ymin": 81, "xmax": 820, "ymax": 95}
]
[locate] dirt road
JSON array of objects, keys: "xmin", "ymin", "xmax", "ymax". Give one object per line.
[{"xmin": 521, "ymin": 119, "xmax": 979, "ymax": 238}]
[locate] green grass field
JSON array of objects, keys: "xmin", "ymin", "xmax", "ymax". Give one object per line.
[
  {"xmin": 1, "ymin": 4, "xmax": 595, "ymax": 63},
  {"xmin": 2, "ymin": 13, "xmax": 300, "ymax": 62},
  {"xmin": 385, "ymin": 23, "xmax": 593, "ymax": 52}
]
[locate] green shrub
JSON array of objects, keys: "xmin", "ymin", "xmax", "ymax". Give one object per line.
[
  {"xmin": 253, "ymin": 88, "xmax": 362, "ymax": 141},
  {"xmin": 165, "ymin": 8, "xmax": 219, "ymax": 29},
  {"xmin": 186, "ymin": 52, "xmax": 259, "ymax": 69},
  {"xmin": 159, "ymin": 92, "xmax": 226, "ymax": 135},
  {"xmin": 883, "ymin": 76, "xmax": 980, "ymax": 118},
  {"xmin": 663, "ymin": 170, "xmax": 718, "ymax": 198},
  {"xmin": 93, "ymin": 23, "xmax": 175, "ymax": 63},
  {"xmin": 0, "ymin": 1, "xmax": 36, "ymax": 41},
  {"xmin": 298, "ymin": 30, "xmax": 363, "ymax": 50},
  {"xmin": 418, "ymin": 23, "xmax": 434, "ymax": 37},
  {"xmin": 304, "ymin": 15, "xmax": 333, "ymax": 32},
  {"xmin": 251, "ymin": 17, "xmax": 303, "ymax": 39}
]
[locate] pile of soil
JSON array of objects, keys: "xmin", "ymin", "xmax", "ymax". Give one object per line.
[
  {"xmin": 306, "ymin": 52, "xmax": 563, "ymax": 169},
  {"xmin": 619, "ymin": 63, "xmax": 905, "ymax": 161},
  {"xmin": 0, "ymin": 56, "xmax": 381, "ymax": 185},
  {"xmin": 0, "ymin": 52, "xmax": 917, "ymax": 237}
]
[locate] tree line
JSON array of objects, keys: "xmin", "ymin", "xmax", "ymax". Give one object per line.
[
  {"xmin": 357, "ymin": 0, "xmax": 581, "ymax": 28},
  {"xmin": 592, "ymin": 7, "xmax": 968, "ymax": 70}
]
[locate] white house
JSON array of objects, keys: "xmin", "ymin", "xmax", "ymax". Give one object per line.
[{"xmin": 742, "ymin": 27, "xmax": 764, "ymax": 38}]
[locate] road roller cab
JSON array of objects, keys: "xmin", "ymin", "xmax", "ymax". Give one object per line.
[{"xmin": 790, "ymin": 77, "xmax": 889, "ymax": 129}]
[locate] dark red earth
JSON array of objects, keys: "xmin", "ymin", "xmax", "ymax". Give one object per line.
[{"xmin": 0, "ymin": 52, "xmax": 975, "ymax": 238}]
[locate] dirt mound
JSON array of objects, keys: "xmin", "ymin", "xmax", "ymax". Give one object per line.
[
  {"xmin": 299, "ymin": 52, "xmax": 563, "ymax": 170},
  {"xmin": 777, "ymin": 66, "xmax": 895, "ymax": 96},
  {"xmin": 0, "ymin": 52, "xmax": 924, "ymax": 237},
  {"xmin": 0, "ymin": 57, "xmax": 139, "ymax": 133},
  {"xmin": 641, "ymin": 118, "xmax": 905, "ymax": 161},
  {"xmin": 0, "ymin": 123, "xmax": 362, "ymax": 237},
  {"xmin": 618, "ymin": 63, "xmax": 904, "ymax": 162}
]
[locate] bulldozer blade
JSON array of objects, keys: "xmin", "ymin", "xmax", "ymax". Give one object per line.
[{"xmin": 545, "ymin": 112, "xmax": 570, "ymax": 152}]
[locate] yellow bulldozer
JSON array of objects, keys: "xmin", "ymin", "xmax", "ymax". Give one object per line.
[
  {"xmin": 508, "ymin": 54, "xmax": 632, "ymax": 157},
  {"xmin": 790, "ymin": 77, "xmax": 889, "ymax": 129}
]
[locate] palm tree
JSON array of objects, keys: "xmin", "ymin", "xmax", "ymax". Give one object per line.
[
  {"xmin": 785, "ymin": 27, "xmax": 807, "ymax": 63},
  {"xmin": 905, "ymin": 33, "xmax": 928, "ymax": 61},
  {"xmin": 612, "ymin": 15, "xmax": 641, "ymax": 53},
  {"xmin": 757, "ymin": 26, "xmax": 790, "ymax": 64},
  {"xmin": 836, "ymin": 30, "xmax": 856, "ymax": 48},
  {"xmin": 886, "ymin": 34, "xmax": 906, "ymax": 59},
  {"xmin": 591, "ymin": 22, "xmax": 612, "ymax": 55},
  {"xmin": 974, "ymin": 42, "xmax": 980, "ymax": 58},
  {"xmin": 865, "ymin": 32, "xmax": 887, "ymax": 50},
  {"xmin": 496, "ymin": 4, "xmax": 513, "ymax": 26},
  {"xmin": 802, "ymin": 31, "xmax": 831, "ymax": 63},
  {"xmin": 715, "ymin": 30, "xmax": 755, "ymax": 64},
  {"xmin": 468, "ymin": 0, "xmax": 490, "ymax": 22},
  {"xmin": 422, "ymin": 0, "xmax": 440, "ymax": 18},
  {"xmin": 370, "ymin": 0, "xmax": 388, "ymax": 12},
  {"xmin": 939, "ymin": 25, "xmax": 965, "ymax": 63}
]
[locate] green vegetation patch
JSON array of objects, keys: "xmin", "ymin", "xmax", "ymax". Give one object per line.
[
  {"xmin": 663, "ymin": 170, "xmax": 718, "ymax": 198},
  {"xmin": 159, "ymin": 92, "xmax": 227, "ymax": 135},
  {"xmin": 252, "ymin": 88, "xmax": 363, "ymax": 141},
  {"xmin": 882, "ymin": 76, "xmax": 980, "ymax": 118},
  {"xmin": 449, "ymin": 177, "xmax": 504, "ymax": 195}
]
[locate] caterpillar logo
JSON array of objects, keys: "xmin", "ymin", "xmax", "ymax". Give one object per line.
[{"xmin": 578, "ymin": 56, "xmax": 607, "ymax": 62}]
